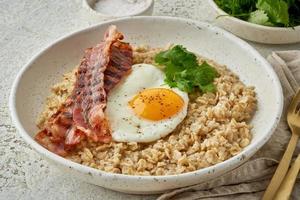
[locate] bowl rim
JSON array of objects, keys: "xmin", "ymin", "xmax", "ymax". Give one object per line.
[
  {"xmin": 9, "ymin": 16, "xmax": 283, "ymax": 181},
  {"xmin": 207, "ymin": 0, "xmax": 300, "ymax": 31}
]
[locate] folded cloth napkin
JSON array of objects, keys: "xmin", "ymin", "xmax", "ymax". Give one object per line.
[{"xmin": 158, "ymin": 51, "xmax": 300, "ymax": 200}]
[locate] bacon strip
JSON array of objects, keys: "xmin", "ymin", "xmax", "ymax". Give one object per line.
[
  {"xmin": 104, "ymin": 41, "xmax": 133, "ymax": 91},
  {"xmin": 35, "ymin": 25, "xmax": 133, "ymax": 156}
]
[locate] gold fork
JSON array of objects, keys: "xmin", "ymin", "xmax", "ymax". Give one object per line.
[
  {"xmin": 274, "ymin": 154, "xmax": 300, "ymax": 200},
  {"xmin": 262, "ymin": 89, "xmax": 300, "ymax": 200}
]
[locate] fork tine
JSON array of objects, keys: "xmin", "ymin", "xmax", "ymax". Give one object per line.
[{"xmin": 288, "ymin": 89, "xmax": 300, "ymax": 113}]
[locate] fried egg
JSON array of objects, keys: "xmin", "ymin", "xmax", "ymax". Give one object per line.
[{"xmin": 105, "ymin": 64, "xmax": 189, "ymax": 143}]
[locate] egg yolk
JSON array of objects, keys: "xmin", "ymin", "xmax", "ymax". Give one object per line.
[{"xmin": 129, "ymin": 88, "xmax": 184, "ymax": 121}]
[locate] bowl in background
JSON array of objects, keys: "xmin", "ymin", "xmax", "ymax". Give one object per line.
[
  {"xmin": 83, "ymin": 0, "xmax": 154, "ymax": 17},
  {"xmin": 208, "ymin": 0, "xmax": 300, "ymax": 44}
]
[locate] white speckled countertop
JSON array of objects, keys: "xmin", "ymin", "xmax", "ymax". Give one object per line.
[{"xmin": 1, "ymin": 0, "xmax": 300, "ymax": 199}]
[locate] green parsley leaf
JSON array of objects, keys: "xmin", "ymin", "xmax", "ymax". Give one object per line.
[
  {"xmin": 155, "ymin": 45, "xmax": 198, "ymax": 69},
  {"xmin": 154, "ymin": 45, "xmax": 218, "ymax": 94},
  {"xmin": 199, "ymin": 83, "xmax": 217, "ymax": 93},
  {"xmin": 194, "ymin": 62, "xmax": 218, "ymax": 86},
  {"xmin": 256, "ymin": 0, "xmax": 289, "ymax": 26},
  {"xmin": 248, "ymin": 10, "xmax": 274, "ymax": 26}
]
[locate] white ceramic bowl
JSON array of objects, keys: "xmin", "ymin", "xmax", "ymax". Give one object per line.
[
  {"xmin": 208, "ymin": 0, "xmax": 300, "ymax": 44},
  {"xmin": 9, "ymin": 16, "xmax": 283, "ymax": 194},
  {"xmin": 83, "ymin": 0, "xmax": 154, "ymax": 17}
]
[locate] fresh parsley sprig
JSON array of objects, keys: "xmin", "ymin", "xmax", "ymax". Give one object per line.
[{"xmin": 154, "ymin": 45, "xmax": 218, "ymax": 93}]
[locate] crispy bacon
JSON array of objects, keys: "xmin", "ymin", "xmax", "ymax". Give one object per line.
[
  {"xmin": 104, "ymin": 41, "xmax": 133, "ymax": 91},
  {"xmin": 35, "ymin": 25, "xmax": 133, "ymax": 156}
]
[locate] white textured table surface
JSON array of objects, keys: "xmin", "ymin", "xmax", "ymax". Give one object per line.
[{"xmin": 1, "ymin": 0, "xmax": 300, "ymax": 199}]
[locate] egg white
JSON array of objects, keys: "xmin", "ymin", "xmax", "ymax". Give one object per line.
[{"xmin": 105, "ymin": 64, "xmax": 189, "ymax": 143}]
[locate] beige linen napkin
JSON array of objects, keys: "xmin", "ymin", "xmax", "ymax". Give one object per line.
[{"xmin": 158, "ymin": 51, "xmax": 300, "ymax": 200}]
